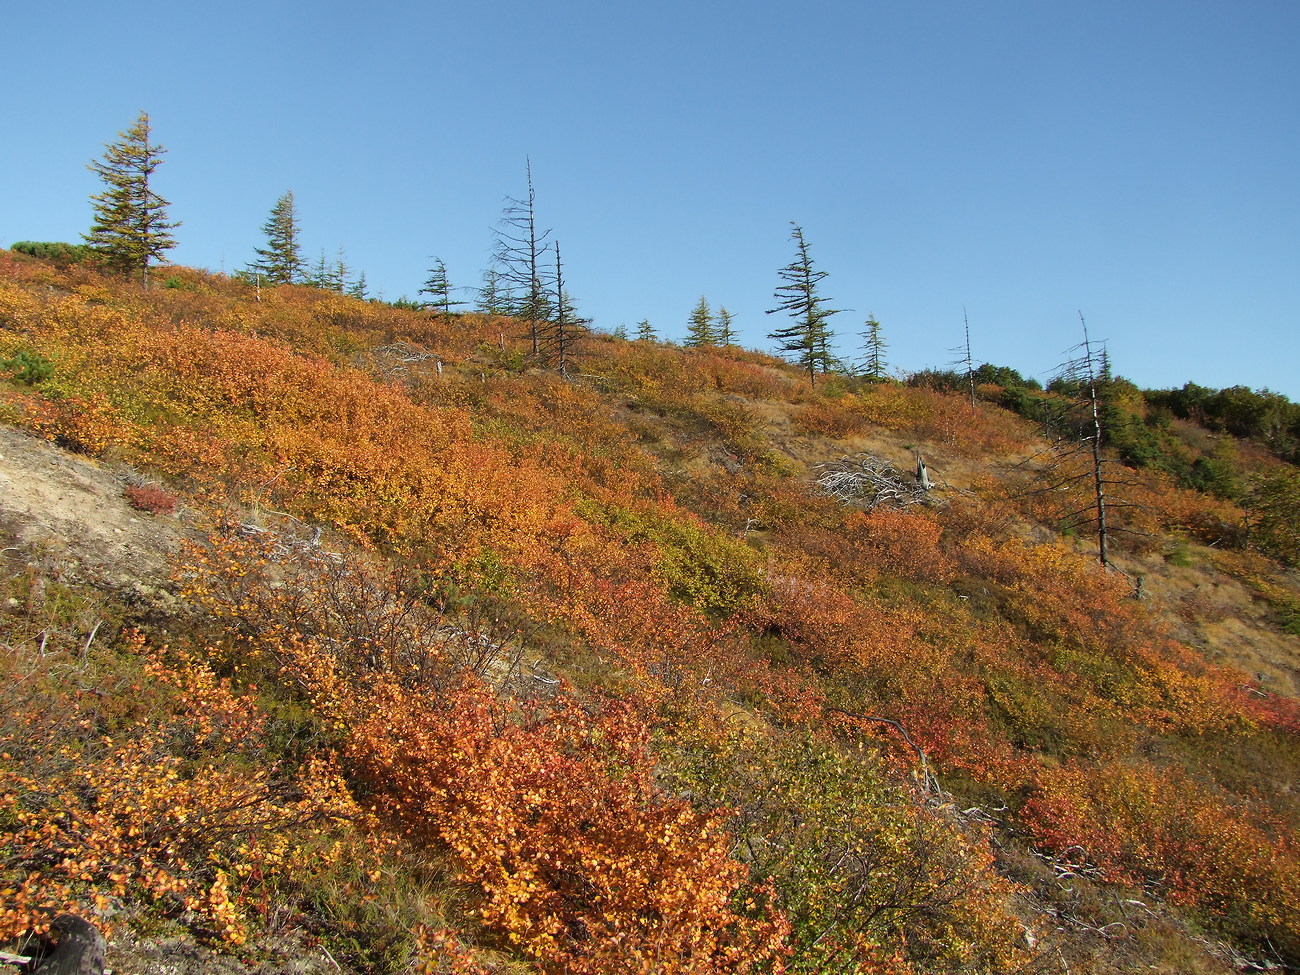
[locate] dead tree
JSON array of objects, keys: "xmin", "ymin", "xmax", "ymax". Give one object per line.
[
  {"xmin": 540, "ymin": 241, "xmax": 589, "ymax": 378},
  {"xmin": 1020, "ymin": 314, "xmax": 1142, "ymax": 568},
  {"xmin": 493, "ymin": 158, "xmax": 553, "ymax": 357},
  {"xmin": 371, "ymin": 341, "xmax": 441, "ymax": 381},
  {"xmin": 951, "ymin": 309, "xmax": 976, "ymax": 408}
]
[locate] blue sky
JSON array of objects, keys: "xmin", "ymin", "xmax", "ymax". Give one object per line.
[{"xmin": 4, "ymin": 0, "xmax": 1298, "ymax": 397}]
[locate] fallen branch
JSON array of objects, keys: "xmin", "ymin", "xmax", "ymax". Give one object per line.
[{"xmin": 825, "ymin": 706, "xmax": 942, "ymax": 795}]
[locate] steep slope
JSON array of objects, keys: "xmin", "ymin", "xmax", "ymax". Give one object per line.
[{"xmin": 2, "ymin": 253, "xmax": 1297, "ymax": 974}]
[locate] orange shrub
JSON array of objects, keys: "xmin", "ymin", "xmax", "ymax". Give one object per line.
[
  {"xmin": 843, "ymin": 507, "xmax": 955, "ymax": 582},
  {"xmin": 791, "ymin": 400, "xmax": 866, "ymax": 439},
  {"xmin": 351, "ymin": 683, "xmax": 790, "ymax": 974},
  {"xmin": 0, "ymin": 636, "xmax": 360, "ymax": 944}
]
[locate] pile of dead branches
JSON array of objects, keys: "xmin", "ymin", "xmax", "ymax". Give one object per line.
[{"xmin": 814, "ymin": 453, "xmax": 933, "ymax": 510}]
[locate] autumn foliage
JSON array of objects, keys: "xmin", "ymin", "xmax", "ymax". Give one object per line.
[
  {"xmin": 0, "ymin": 634, "xmax": 361, "ymax": 946},
  {"xmin": 3, "ymin": 254, "xmax": 1299, "ymax": 972},
  {"xmin": 352, "ymin": 685, "xmax": 789, "ymax": 973}
]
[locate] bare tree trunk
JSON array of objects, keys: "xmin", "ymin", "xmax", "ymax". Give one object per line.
[
  {"xmin": 1078, "ymin": 312, "xmax": 1110, "ymax": 567},
  {"xmin": 1087, "ymin": 377, "xmax": 1109, "ymax": 567}
]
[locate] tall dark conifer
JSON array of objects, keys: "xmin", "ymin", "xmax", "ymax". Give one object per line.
[
  {"xmin": 715, "ymin": 306, "xmax": 737, "ymax": 347},
  {"xmin": 860, "ymin": 315, "xmax": 888, "ymax": 381},
  {"xmin": 419, "ymin": 257, "xmax": 465, "ymax": 313},
  {"xmin": 475, "ymin": 266, "xmax": 514, "ymax": 315},
  {"xmin": 249, "ymin": 191, "xmax": 304, "ymax": 285},
  {"xmin": 685, "ymin": 296, "xmax": 715, "ymax": 347},
  {"xmin": 766, "ymin": 223, "xmax": 840, "ymax": 387},
  {"xmin": 84, "ymin": 111, "xmax": 178, "ymax": 286}
]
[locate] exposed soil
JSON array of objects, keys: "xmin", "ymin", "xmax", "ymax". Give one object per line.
[{"xmin": 0, "ymin": 426, "xmax": 179, "ymax": 595}]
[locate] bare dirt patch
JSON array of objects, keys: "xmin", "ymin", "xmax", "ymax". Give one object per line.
[{"xmin": 0, "ymin": 425, "xmax": 180, "ymax": 595}]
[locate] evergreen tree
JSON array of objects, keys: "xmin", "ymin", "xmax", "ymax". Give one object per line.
[
  {"xmin": 249, "ymin": 191, "xmax": 304, "ymax": 285},
  {"xmin": 475, "ymin": 266, "xmax": 514, "ymax": 315},
  {"xmin": 84, "ymin": 111, "xmax": 178, "ymax": 286},
  {"xmin": 494, "ymin": 159, "xmax": 553, "ymax": 353},
  {"xmin": 715, "ymin": 306, "xmax": 737, "ymax": 347},
  {"xmin": 307, "ymin": 249, "xmax": 331, "ymax": 290},
  {"xmin": 348, "ymin": 271, "xmax": 368, "ymax": 300},
  {"xmin": 611, "ymin": 323, "xmax": 629, "ymax": 340},
  {"xmin": 766, "ymin": 223, "xmax": 841, "ymax": 387},
  {"xmin": 685, "ymin": 296, "xmax": 715, "ymax": 347},
  {"xmin": 860, "ymin": 315, "xmax": 888, "ymax": 381},
  {"xmin": 419, "ymin": 257, "xmax": 466, "ymax": 313},
  {"xmin": 635, "ymin": 318, "xmax": 657, "ymax": 342},
  {"xmin": 332, "ymin": 247, "xmax": 352, "ymax": 293}
]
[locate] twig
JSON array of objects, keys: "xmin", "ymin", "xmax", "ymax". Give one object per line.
[
  {"xmin": 82, "ymin": 620, "xmax": 102, "ymax": 658},
  {"xmin": 319, "ymin": 945, "xmax": 343, "ymax": 971}
]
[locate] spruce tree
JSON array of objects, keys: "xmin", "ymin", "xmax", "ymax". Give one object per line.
[
  {"xmin": 84, "ymin": 111, "xmax": 178, "ymax": 286},
  {"xmin": 249, "ymin": 191, "xmax": 304, "ymax": 285},
  {"xmin": 419, "ymin": 257, "xmax": 466, "ymax": 313},
  {"xmin": 307, "ymin": 249, "xmax": 331, "ymax": 290},
  {"xmin": 635, "ymin": 319, "xmax": 657, "ymax": 341},
  {"xmin": 475, "ymin": 266, "xmax": 514, "ymax": 315},
  {"xmin": 860, "ymin": 315, "xmax": 888, "ymax": 381},
  {"xmin": 715, "ymin": 306, "xmax": 737, "ymax": 347},
  {"xmin": 685, "ymin": 296, "xmax": 715, "ymax": 347},
  {"xmin": 766, "ymin": 223, "xmax": 840, "ymax": 387},
  {"xmin": 332, "ymin": 247, "xmax": 352, "ymax": 293}
]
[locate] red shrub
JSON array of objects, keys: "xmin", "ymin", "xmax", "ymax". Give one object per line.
[{"xmin": 124, "ymin": 483, "xmax": 178, "ymax": 514}]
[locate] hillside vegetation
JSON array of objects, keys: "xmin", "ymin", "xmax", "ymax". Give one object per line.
[{"xmin": 1, "ymin": 251, "xmax": 1298, "ymax": 975}]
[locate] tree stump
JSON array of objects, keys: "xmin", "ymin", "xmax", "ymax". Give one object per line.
[{"xmin": 27, "ymin": 915, "xmax": 104, "ymax": 975}]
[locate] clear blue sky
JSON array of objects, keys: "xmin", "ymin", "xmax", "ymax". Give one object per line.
[{"xmin": 4, "ymin": 0, "xmax": 1298, "ymax": 397}]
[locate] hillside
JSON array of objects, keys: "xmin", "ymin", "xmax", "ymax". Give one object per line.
[{"xmin": 1, "ymin": 252, "xmax": 1298, "ymax": 975}]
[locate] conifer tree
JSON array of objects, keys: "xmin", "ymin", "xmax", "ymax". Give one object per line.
[
  {"xmin": 685, "ymin": 296, "xmax": 715, "ymax": 347},
  {"xmin": 332, "ymin": 247, "xmax": 352, "ymax": 294},
  {"xmin": 419, "ymin": 257, "xmax": 466, "ymax": 313},
  {"xmin": 249, "ymin": 191, "xmax": 304, "ymax": 285},
  {"xmin": 766, "ymin": 223, "xmax": 840, "ymax": 387},
  {"xmin": 348, "ymin": 271, "xmax": 368, "ymax": 300},
  {"xmin": 860, "ymin": 315, "xmax": 888, "ymax": 381},
  {"xmin": 84, "ymin": 111, "xmax": 178, "ymax": 286},
  {"xmin": 307, "ymin": 249, "xmax": 331, "ymax": 290},
  {"xmin": 635, "ymin": 319, "xmax": 657, "ymax": 342},
  {"xmin": 475, "ymin": 266, "xmax": 514, "ymax": 315},
  {"xmin": 715, "ymin": 306, "xmax": 737, "ymax": 347}
]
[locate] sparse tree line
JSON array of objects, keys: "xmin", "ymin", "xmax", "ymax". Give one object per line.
[
  {"xmin": 68, "ymin": 112, "xmax": 903, "ymax": 380},
  {"xmin": 21, "ymin": 109, "xmax": 1300, "ymax": 452}
]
